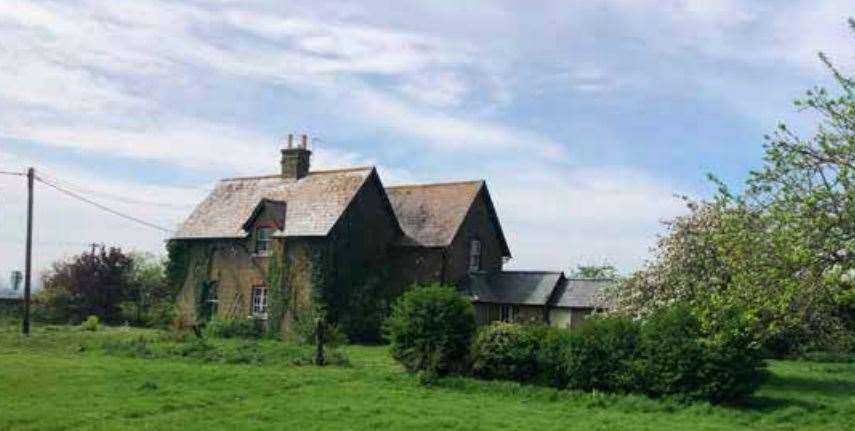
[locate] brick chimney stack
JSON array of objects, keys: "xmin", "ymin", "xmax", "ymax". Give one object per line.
[{"xmin": 281, "ymin": 134, "xmax": 311, "ymax": 179}]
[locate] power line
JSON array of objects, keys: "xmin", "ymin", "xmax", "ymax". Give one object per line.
[
  {"xmin": 35, "ymin": 169, "xmax": 199, "ymax": 209},
  {"xmin": 36, "ymin": 175, "xmax": 175, "ymax": 234},
  {"xmin": 0, "ymin": 170, "xmax": 25, "ymax": 177}
]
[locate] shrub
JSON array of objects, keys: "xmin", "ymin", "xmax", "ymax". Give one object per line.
[
  {"xmin": 32, "ymin": 286, "xmax": 76, "ymax": 324},
  {"xmin": 471, "ymin": 322, "xmax": 538, "ymax": 382},
  {"xmin": 528, "ymin": 324, "xmax": 573, "ymax": 389},
  {"xmin": 695, "ymin": 309, "xmax": 767, "ymax": 403},
  {"xmin": 289, "ymin": 304, "xmax": 347, "ymax": 347},
  {"xmin": 206, "ymin": 319, "xmax": 263, "ymax": 339},
  {"xmin": 384, "ymin": 283, "xmax": 476, "ymax": 375},
  {"xmin": 81, "ymin": 315, "xmax": 100, "ymax": 332},
  {"xmin": 566, "ymin": 316, "xmax": 641, "ymax": 392},
  {"xmin": 634, "ymin": 306, "xmax": 767, "ymax": 403},
  {"xmin": 636, "ymin": 306, "xmax": 705, "ymax": 399},
  {"xmin": 145, "ymin": 302, "xmax": 176, "ymax": 329}
]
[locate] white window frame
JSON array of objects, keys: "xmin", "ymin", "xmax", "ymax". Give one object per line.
[
  {"xmin": 469, "ymin": 238, "xmax": 482, "ymax": 272},
  {"xmin": 254, "ymin": 227, "xmax": 274, "ymax": 256},
  {"xmin": 251, "ymin": 286, "xmax": 268, "ymax": 318}
]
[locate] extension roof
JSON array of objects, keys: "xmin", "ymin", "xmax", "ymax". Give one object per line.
[
  {"xmin": 173, "ymin": 167, "xmax": 379, "ymax": 239},
  {"xmin": 386, "ymin": 180, "xmax": 511, "ymax": 256},
  {"xmin": 465, "ymin": 271, "xmax": 565, "ymax": 306},
  {"xmin": 551, "ymin": 278, "xmax": 615, "ymax": 309}
]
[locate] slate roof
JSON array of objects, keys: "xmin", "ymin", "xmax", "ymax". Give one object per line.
[
  {"xmin": 386, "ymin": 181, "xmax": 511, "ymax": 256},
  {"xmin": 466, "ymin": 271, "xmax": 564, "ymax": 306},
  {"xmin": 173, "ymin": 167, "xmax": 375, "ymax": 239},
  {"xmin": 552, "ymin": 278, "xmax": 615, "ymax": 309}
]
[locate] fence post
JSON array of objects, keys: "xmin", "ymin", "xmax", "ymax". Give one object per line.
[{"xmin": 314, "ymin": 317, "xmax": 326, "ymax": 366}]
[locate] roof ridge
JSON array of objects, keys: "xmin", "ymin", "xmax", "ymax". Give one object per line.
[
  {"xmin": 566, "ymin": 277, "xmax": 617, "ymax": 281},
  {"xmin": 386, "ymin": 179, "xmax": 484, "ymax": 190},
  {"xmin": 500, "ymin": 270, "xmax": 564, "ymax": 275},
  {"xmin": 221, "ymin": 174, "xmax": 281, "ymax": 182},
  {"xmin": 310, "ymin": 166, "xmax": 375, "ymax": 175},
  {"xmin": 220, "ymin": 166, "xmax": 374, "ymax": 182}
]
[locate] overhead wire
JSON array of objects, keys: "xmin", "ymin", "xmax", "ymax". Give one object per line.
[
  {"xmin": 35, "ymin": 175, "xmax": 175, "ymax": 234},
  {"xmin": 35, "ymin": 169, "xmax": 200, "ymax": 210}
]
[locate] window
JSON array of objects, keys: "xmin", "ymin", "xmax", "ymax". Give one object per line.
[
  {"xmin": 469, "ymin": 238, "xmax": 482, "ymax": 272},
  {"xmin": 251, "ymin": 286, "xmax": 268, "ymax": 318},
  {"xmin": 254, "ymin": 227, "xmax": 274, "ymax": 255},
  {"xmin": 499, "ymin": 304, "xmax": 520, "ymax": 322}
]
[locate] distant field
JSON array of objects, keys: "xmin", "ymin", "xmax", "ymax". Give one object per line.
[{"xmin": 1, "ymin": 325, "xmax": 853, "ymax": 431}]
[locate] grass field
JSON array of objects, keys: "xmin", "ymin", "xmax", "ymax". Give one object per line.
[{"xmin": 1, "ymin": 324, "xmax": 853, "ymax": 430}]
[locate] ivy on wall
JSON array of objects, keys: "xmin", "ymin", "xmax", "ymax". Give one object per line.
[
  {"xmin": 190, "ymin": 246, "xmax": 216, "ymax": 323},
  {"xmin": 266, "ymin": 240, "xmax": 289, "ymax": 336},
  {"xmin": 165, "ymin": 240, "xmax": 192, "ymax": 293},
  {"xmin": 167, "ymin": 240, "xmax": 218, "ymax": 324}
]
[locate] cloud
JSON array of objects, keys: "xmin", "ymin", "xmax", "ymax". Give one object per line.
[
  {"xmin": 398, "ymin": 72, "xmax": 470, "ymax": 107},
  {"xmin": 487, "ymin": 162, "xmax": 686, "ymax": 272},
  {"xmin": 0, "ymin": 0, "xmax": 561, "ymax": 166},
  {"xmin": 0, "ymin": 149, "xmax": 201, "ymax": 284},
  {"xmin": 2, "ymin": 0, "xmax": 846, "ymax": 277}
]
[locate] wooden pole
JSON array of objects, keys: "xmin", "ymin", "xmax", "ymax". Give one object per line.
[
  {"xmin": 22, "ymin": 167, "xmax": 33, "ymax": 336},
  {"xmin": 314, "ymin": 317, "xmax": 325, "ymax": 366}
]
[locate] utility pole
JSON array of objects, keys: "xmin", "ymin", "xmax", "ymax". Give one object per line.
[{"xmin": 22, "ymin": 167, "xmax": 33, "ymax": 336}]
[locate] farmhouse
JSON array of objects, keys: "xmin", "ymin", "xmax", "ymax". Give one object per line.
[{"xmin": 171, "ymin": 136, "xmax": 610, "ymax": 338}]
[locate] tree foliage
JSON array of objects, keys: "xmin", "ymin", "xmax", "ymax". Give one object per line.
[
  {"xmin": 34, "ymin": 247, "xmax": 174, "ymax": 326},
  {"xmin": 610, "ymin": 22, "xmax": 855, "ymax": 354},
  {"xmin": 384, "ymin": 283, "xmax": 476, "ymax": 376},
  {"xmin": 572, "ymin": 264, "xmax": 619, "ymax": 279}
]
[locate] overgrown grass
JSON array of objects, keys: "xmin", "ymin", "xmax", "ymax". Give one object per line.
[{"xmin": 1, "ymin": 323, "xmax": 853, "ymax": 430}]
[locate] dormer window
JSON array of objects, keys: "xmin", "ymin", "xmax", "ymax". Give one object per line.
[
  {"xmin": 254, "ymin": 227, "xmax": 274, "ymax": 255},
  {"xmin": 469, "ymin": 238, "xmax": 482, "ymax": 272}
]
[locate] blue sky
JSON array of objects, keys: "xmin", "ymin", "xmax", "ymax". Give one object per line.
[{"xmin": 0, "ymin": 0, "xmax": 852, "ymax": 287}]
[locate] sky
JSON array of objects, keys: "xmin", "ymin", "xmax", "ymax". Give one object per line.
[{"xmin": 0, "ymin": 0, "xmax": 853, "ymax": 288}]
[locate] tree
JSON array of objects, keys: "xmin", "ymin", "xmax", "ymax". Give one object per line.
[
  {"xmin": 125, "ymin": 252, "xmax": 175, "ymax": 326},
  {"xmin": 572, "ymin": 264, "xmax": 619, "ymax": 279},
  {"xmin": 36, "ymin": 246, "xmax": 134, "ymax": 324},
  {"xmin": 34, "ymin": 247, "xmax": 175, "ymax": 326},
  {"xmin": 610, "ymin": 20, "xmax": 855, "ymax": 354}
]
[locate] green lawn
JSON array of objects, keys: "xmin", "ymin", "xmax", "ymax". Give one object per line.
[{"xmin": 1, "ymin": 325, "xmax": 853, "ymax": 430}]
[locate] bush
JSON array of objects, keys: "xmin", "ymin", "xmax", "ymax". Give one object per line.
[
  {"xmin": 32, "ymin": 286, "xmax": 76, "ymax": 324},
  {"xmin": 384, "ymin": 283, "xmax": 476, "ymax": 375},
  {"xmin": 566, "ymin": 316, "xmax": 641, "ymax": 393},
  {"xmin": 145, "ymin": 302, "xmax": 176, "ymax": 329},
  {"xmin": 289, "ymin": 304, "xmax": 347, "ymax": 347},
  {"xmin": 206, "ymin": 318, "xmax": 263, "ymax": 339},
  {"xmin": 695, "ymin": 310, "xmax": 767, "ymax": 403},
  {"xmin": 462, "ymin": 308, "xmax": 766, "ymax": 404},
  {"xmin": 529, "ymin": 324, "xmax": 573, "ymax": 388},
  {"xmin": 636, "ymin": 306, "xmax": 706, "ymax": 399},
  {"xmin": 471, "ymin": 322, "xmax": 539, "ymax": 382},
  {"xmin": 635, "ymin": 306, "xmax": 767, "ymax": 403},
  {"xmin": 81, "ymin": 315, "xmax": 100, "ymax": 332}
]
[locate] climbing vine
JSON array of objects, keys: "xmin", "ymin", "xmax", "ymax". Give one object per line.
[
  {"xmin": 190, "ymin": 245, "xmax": 216, "ymax": 322},
  {"xmin": 165, "ymin": 240, "xmax": 192, "ymax": 293},
  {"xmin": 266, "ymin": 240, "xmax": 289, "ymax": 336}
]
